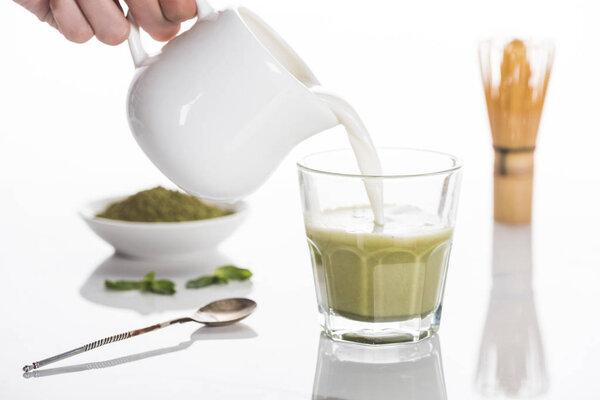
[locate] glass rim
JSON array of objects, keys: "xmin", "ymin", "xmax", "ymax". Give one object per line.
[{"xmin": 296, "ymin": 147, "xmax": 463, "ymax": 179}]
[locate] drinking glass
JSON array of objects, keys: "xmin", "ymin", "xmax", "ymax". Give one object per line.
[{"xmin": 297, "ymin": 148, "xmax": 462, "ymax": 344}]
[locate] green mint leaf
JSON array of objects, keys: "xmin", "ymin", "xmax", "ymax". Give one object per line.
[
  {"xmin": 143, "ymin": 271, "xmax": 156, "ymax": 282},
  {"xmin": 150, "ymin": 279, "xmax": 176, "ymax": 295},
  {"xmin": 214, "ymin": 265, "xmax": 252, "ymax": 281},
  {"xmin": 186, "ymin": 275, "xmax": 217, "ymax": 289},
  {"xmin": 105, "ymin": 272, "xmax": 175, "ymax": 295},
  {"xmin": 105, "ymin": 280, "xmax": 145, "ymax": 291},
  {"xmin": 186, "ymin": 266, "xmax": 251, "ymax": 289}
]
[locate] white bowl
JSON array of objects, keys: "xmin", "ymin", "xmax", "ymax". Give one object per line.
[{"xmin": 80, "ymin": 196, "xmax": 248, "ymax": 260}]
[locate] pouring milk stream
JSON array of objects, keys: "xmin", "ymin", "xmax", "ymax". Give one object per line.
[
  {"xmin": 125, "ymin": 1, "xmax": 385, "ymax": 225},
  {"xmin": 309, "ymin": 88, "xmax": 385, "ymax": 225}
]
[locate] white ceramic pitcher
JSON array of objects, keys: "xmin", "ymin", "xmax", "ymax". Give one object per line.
[{"xmin": 126, "ymin": 0, "xmax": 338, "ymax": 201}]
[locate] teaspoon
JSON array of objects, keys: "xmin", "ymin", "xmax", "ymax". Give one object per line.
[{"xmin": 23, "ymin": 298, "xmax": 256, "ymax": 372}]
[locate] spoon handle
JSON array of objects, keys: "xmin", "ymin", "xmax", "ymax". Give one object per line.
[{"xmin": 22, "ymin": 317, "xmax": 192, "ymax": 372}]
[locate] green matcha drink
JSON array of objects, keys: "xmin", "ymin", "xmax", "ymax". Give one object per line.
[{"xmin": 306, "ymin": 206, "xmax": 453, "ymax": 323}]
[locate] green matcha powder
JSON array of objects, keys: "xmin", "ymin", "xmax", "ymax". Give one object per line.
[{"xmin": 97, "ymin": 186, "xmax": 232, "ymax": 222}]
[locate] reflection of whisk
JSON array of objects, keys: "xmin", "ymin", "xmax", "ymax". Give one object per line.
[
  {"xmin": 479, "ymin": 39, "xmax": 554, "ymax": 224},
  {"xmin": 475, "ymin": 224, "xmax": 548, "ymax": 397}
]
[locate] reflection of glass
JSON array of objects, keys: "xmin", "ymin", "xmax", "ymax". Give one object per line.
[
  {"xmin": 313, "ymin": 333, "xmax": 447, "ymax": 400},
  {"xmin": 298, "ymin": 149, "xmax": 462, "ymax": 344},
  {"xmin": 475, "ymin": 224, "xmax": 548, "ymax": 397}
]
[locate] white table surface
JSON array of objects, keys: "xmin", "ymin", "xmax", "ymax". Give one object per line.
[
  {"xmin": 2, "ymin": 1, "xmax": 600, "ymax": 398},
  {"xmin": 1, "ymin": 144, "xmax": 599, "ymax": 399}
]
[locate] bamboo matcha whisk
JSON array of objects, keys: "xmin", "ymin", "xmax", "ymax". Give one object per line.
[{"xmin": 479, "ymin": 39, "xmax": 554, "ymax": 224}]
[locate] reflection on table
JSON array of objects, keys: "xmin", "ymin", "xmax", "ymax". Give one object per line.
[
  {"xmin": 475, "ymin": 224, "xmax": 548, "ymax": 397},
  {"xmin": 313, "ymin": 333, "xmax": 446, "ymax": 400},
  {"xmin": 23, "ymin": 324, "xmax": 257, "ymax": 379}
]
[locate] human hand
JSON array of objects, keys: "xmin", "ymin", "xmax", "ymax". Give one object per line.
[{"xmin": 14, "ymin": 0, "xmax": 197, "ymax": 45}]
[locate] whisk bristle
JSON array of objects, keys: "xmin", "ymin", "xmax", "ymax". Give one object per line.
[{"xmin": 479, "ymin": 38, "xmax": 554, "ymax": 224}]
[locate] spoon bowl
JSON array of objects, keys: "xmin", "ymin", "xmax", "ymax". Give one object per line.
[{"xmin": 192, "ymin": 298, "xmax": 258, "ymax": 326}]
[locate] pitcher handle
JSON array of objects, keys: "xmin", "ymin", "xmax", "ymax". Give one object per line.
[{"xmin": 127, "ymin": 0, "xmax": 216, "ymax": 68}]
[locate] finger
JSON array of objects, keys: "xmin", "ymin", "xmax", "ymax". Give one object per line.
[
  {"xmin": 14, "ymin": 0, "xmax": 51, "ymax": 21},
  {"xmin": 125, "ymin": 0, "xmax": 180, "ymax": 41},
  {"xmin": 49, "ymin": 0, "xmax": 93, "ymax": 43},
  {"xmin": 76, "ymin": 0, "xmax": 130, "ymax": 45},
  {"xmin": 113, "ymin": 0, "xmax": 124, "ymax": 12},
  {"xmin": 159, "ymin": 0, "xmax": 196, "ymax": 23},
  {"xmin": 14, "ymin": 0, "xmax": 58, "ymax": 29},
  {"xmin": 44, "ymin": 10, "xmax": 59, "ymax": 29}
]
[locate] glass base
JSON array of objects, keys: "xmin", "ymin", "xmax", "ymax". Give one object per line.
[{"xmin": 320, "ymin": 305, "xmax": 442, "ymax": 345}]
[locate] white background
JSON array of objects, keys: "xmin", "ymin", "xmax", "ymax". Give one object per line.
[
  {"xmin": 1, "ymin": 0, "xmax": 599, "ymax": 202},
  {"xmin": 1, "ymin": 0, "xmax": 600, "ymax": 398}
]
